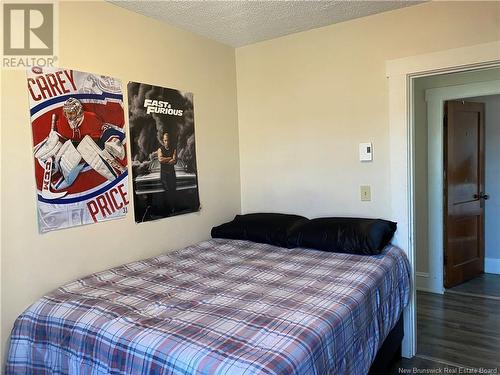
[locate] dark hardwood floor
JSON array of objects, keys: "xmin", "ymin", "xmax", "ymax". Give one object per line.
[
  {"xmin": 447, "ymin": 273, "xmax": 500, "ymax": 299},
  {"xmin": 417, "ymin": 291, "xmax": 500, "ymax": 370}
]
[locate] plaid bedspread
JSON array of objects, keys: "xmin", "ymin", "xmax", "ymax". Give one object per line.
[{"xmin": 7, "ymin": 239, "xmax": 410, "ymax": 375}]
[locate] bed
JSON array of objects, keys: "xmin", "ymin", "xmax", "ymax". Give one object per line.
[{"xmin": 6, "ymin": 236, "xmax": 410, "ymax": 374}]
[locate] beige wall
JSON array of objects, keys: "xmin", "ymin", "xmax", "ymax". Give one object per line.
[
  {"xmin": 235, "ymin": 1, "xmax": 500, "ymax": 220},
  {"xmin": 2, "ymin": 0, "xmax": 500, "ymax": 368},
  {"xmin": 413, "ymin": 68, "xmax": 500, "ymax": 274},
  {"xmin": 0, "ymin": 1, "xmax": 241, "ymax": 364}
]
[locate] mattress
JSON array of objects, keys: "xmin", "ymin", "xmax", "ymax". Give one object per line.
[{"xmin": 7, "ymin": 238, "xmax": 410, "ymax": 374}]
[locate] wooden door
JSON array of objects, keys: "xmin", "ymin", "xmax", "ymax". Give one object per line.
[{"xmin": 444, "ymin": 100, "xmax": 486, "ymax": 288}]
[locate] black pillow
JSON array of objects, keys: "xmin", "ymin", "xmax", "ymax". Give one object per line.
[
  {"xmin": 287, "ymin": 217, "xmax": 397, "ymax": 255},
  {"xmin": 211, "ymin": 213, "xmax": 308, "ymax": 248}
]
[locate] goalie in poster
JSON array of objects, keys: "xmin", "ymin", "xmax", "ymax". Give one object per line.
[
  {"xmin": 27, "ymin": 67, "xmax": 129, "ymax": 233},
  {"xmin": 128, "ymin": 82, "xmax": 200, "ymax": 222}
]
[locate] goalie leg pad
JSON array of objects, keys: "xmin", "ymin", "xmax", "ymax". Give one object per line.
[
  {"xmin": 77, "ymin": 135, "xmax": 119, "ymax": 181},
  {"xmin": 55, "ymin": 140, "xmax": 83, "ymax": 186}
]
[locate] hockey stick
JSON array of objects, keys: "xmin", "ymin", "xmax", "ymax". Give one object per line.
[{"xmin": 41, "ymin": 113, "xmax": 67, "ymax": 200}]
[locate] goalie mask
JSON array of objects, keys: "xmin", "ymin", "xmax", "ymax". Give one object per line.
[{"xmin": 63, "ymin": 98, "xmax": 84, "ymax": 129}]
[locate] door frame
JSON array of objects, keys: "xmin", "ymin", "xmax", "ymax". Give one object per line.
[
  {"xmin": 425, "ymin": 81, "xmax": 500, "ymax": 294},
  {"xmin": 386, "ymin": 41, "xmax": 500, "ymax": 358}
]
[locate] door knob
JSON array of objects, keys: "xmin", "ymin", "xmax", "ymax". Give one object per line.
[{"xmin": 474, "ymin": 193, "xmax": 490, "ymax": 200}]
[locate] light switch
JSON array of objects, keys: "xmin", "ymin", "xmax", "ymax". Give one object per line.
[
  {"xmin": 360, "ymin": 185, "xmax": 371, "ymax": 201},
  {"xmin": 359, "ymin": 142, "xmax": 373, "ymax": 161}
]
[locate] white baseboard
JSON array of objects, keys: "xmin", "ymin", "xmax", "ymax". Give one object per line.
[
  {"xmin": 485, "ymin": 258, "xmax": 500, "ymax": 274},
  {"xmin": 416, "ymin": 271, "xmax": 444, "ymax": 293},
  {"xmin": 417, "ymin": 260, "xmax": 499, "ymax": 293},
  {"xmin": 416, "ymin": 272, "xmax": 432, "ymax": 292}
]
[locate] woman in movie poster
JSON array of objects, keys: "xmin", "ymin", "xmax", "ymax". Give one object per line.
[
  {"xmin": 27, "ymin": 67, "xmax": 129, "ymax": 233},
  {"xmin": 127, "ymin": 82, "xmax": 200, "ymax": 223}
]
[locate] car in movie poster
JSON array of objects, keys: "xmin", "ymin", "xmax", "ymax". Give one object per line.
[
  {"xmin": 127, "ymin": 82, "xmax": 200, "ymax": 223},
  {"xmin": 27, "ymin": 67, "xmax": 129, "ymax": 233}
]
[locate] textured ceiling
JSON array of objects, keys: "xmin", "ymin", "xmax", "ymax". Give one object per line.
[{"xmin": 110, "ymin": 1, "xmax": 423, "ymax": 47}]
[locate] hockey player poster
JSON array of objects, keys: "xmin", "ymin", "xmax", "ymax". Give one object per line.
[
  {"xmin": 27, "ymin": 67, "xmax": 129, "ymax": 233},
  {"xmin": 128, "ymin": 82, "xmax": 200, "ymax": 223}
]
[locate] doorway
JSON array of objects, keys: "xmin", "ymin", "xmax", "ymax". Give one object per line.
[
  {"xmin": 445, "ymin": 93, "xmax": 500, "ymax": 300},
  {"xmin": 443, "ymin": 99, "xmax": 485, "ymax": 288},
  {"xmin": 386, "ymin": 40, "xmax": 500, "ymax": 362},
  {"xmin": 413, "ymin": 69, "xmax": 500, "ymax": 369},
  {"xmin": 416, "ymin": 74, "xmax": 500, "ymax": 295}
]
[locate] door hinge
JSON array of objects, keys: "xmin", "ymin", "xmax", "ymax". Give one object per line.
[{"xmin": 444, "ymin": 254, "xmax": 447, "ymax": 266}]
